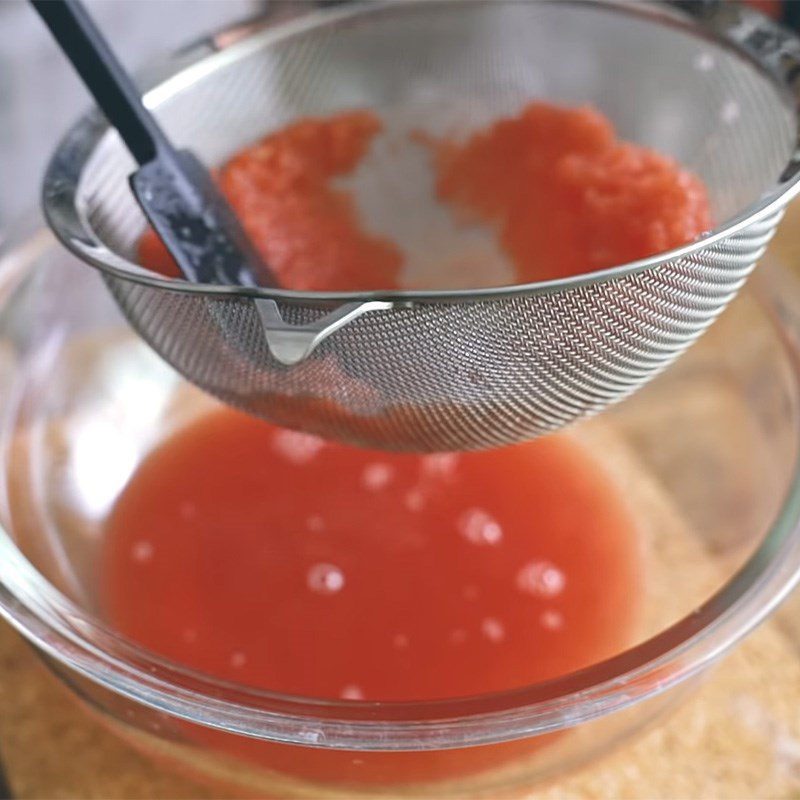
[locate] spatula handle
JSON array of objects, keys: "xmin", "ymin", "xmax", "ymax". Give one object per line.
[
  {"xmin": 33, "ymin": 0, "xmax": 279, "ymax": 289},
  {"xmin": 31, "ymin": 0, "xmax": 170, "ymax": 166}
]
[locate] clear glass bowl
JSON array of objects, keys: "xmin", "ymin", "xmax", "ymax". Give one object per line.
[{"xmin": 1, "ymin": 218, "xmax": 800, "ymax": 798}]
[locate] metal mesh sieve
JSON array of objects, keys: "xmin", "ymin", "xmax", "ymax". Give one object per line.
[{"xmin": 42, "ymin": 0, "xmax": 800, "ymax": 451}]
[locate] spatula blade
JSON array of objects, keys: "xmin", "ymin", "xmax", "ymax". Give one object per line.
[{"xmin": 131, "ymin": 149, "xmax": 274, "ymax": 287}]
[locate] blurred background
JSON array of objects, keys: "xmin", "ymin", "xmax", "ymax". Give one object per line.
[{"xmin": 0, "ymin": 0, "xmax": 273, "ymax": 230}]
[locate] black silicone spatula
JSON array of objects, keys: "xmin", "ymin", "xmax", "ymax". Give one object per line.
[{"xmin": 31, "ymin": 0, "xmax": 277, "ymax": 288}]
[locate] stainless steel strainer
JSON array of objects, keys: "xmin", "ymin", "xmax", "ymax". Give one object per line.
[{"xmin": 41, "ymin": 0, "xmax": 800, "ymax": 451}]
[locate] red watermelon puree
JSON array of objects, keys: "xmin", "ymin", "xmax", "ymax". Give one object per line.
[
  {"xmin": 101, "ymin": 408, "xmax": 642, "ymax": 786},
  {"xmin": 139, "ymin": 102, "xmax": 710, "ymax": 289},
  {"xmin": 423, "ymin": 102, "xmax": 710, "ymax": 282},
  {"xmin": 138, "ymin": 110, "xmax": 403, "ymax": 291}
]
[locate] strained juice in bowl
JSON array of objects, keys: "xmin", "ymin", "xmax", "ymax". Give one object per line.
[{"xmin": 99, "ymin": 407, "xmax": 643, "ymax": 784}]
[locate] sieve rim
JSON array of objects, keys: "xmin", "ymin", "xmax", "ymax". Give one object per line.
[{"xmin": 42, "ymin": 0, "xmax": 800, "ymax": 306}]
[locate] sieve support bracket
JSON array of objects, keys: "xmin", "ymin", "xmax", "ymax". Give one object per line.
[{"xmin": 254, "ymin": 298, "xmax": 393, "ymax": 366}]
